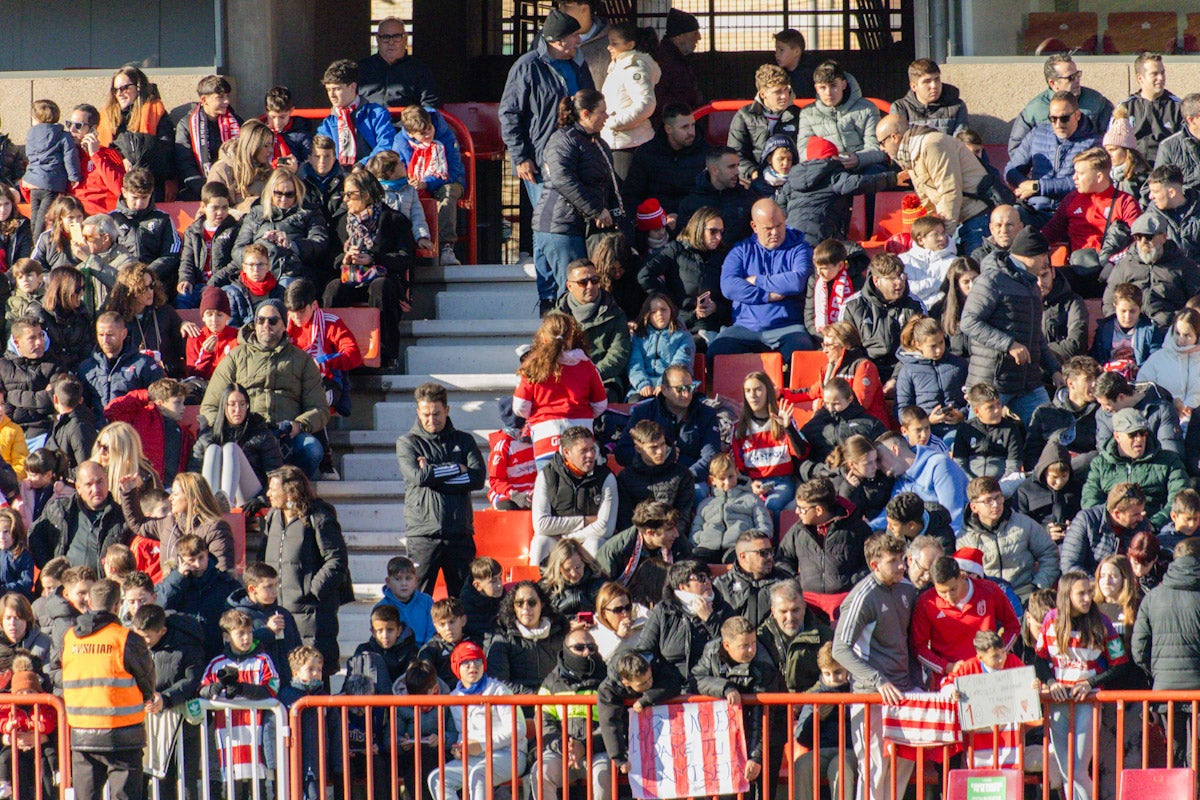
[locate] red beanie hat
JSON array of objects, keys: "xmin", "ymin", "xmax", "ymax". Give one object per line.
[
  {"xmin": 450, "ymin": 640, "xmax": 486, "ymax": 679},
  {"xmin": 806, "ymin": 136, "xmax": 840, "ymax": 162},
  {"xmin": 954, "ymin": 547, "xmax": 986, "ymax": 578},
  {"xmin": 636, "ymin": 198, "xmax": 667, "ymax": 231}
]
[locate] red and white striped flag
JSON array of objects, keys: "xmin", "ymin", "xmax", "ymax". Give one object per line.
[
  {"xmin": 628, "ymin": 700, "xmax": 750, "ymax": 800},
  {"xmin": 881, "ymin": 692, "xmax": 963, "ymax": 760}
]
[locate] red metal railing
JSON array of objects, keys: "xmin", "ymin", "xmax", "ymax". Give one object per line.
[
  {"xmin": 291, "ymin": 107, "xmax": 479, "ymax": 265},
  {"xmin": 0, "ymin": 694, "xmax": 70, "ymax": 800}
]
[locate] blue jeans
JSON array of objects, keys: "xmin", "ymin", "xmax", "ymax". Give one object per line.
[
  {"xmin": 1001, "ymin": 385, "xmax": 1050, "ymax": 427},
  {"xmin": 284, "ymin": 432, "xmax": 324, "ymax": 479},
  {"xmin": 760, "ymin": 474, "xmax": 796, "ymax": 515},
  {"xmin": 705, "ymin": 323, "xmax": 815, "ymax": 370},
  {"xmin": 523, "ymin": 179, "xmax": 543, "ymax": 213},
  {"xmin": 957, "ymin": 212, "xmax": 990, "ymax": 256},
  {"xmin": 1048, "ymin": 702, "xmax": 1094, "ymax": 800},
  {"xmin": 174, "ymin": 285, "xmax": 204, "ymax": 309},
  {"xmin": 532, "ymin": 231, "xmax": 586, "ymax": 302}
]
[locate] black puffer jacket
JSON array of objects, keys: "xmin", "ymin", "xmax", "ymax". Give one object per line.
[
  {"xmin": 259, "ymin": 499, "xmax": 350, "ymax": 664},
  {"xmin": 777, "ymin": 499, "xmax": 871, "ymax": 594},
  {"xmin": 960, "ymin": 251, "xmax": 1058, "ymax": 394},
  {"xmin": 637, "ymin": 239, "xmax": 730, "ymax": 334},
  {"xmin": 1014, "ymin": 438, "xmax": 1080, "ymax": 527},
  {"xmin": 395, "ymin": 418, "xmax": 486, "ymax": 541},
  {"xmin": 799, "ymin": 397, "xmax": 887, "ymax": 464},
  {"xmin": 776, "ymin": 157, "xmax": 897, "ymax": 247},
  {"xmin": 1132, "ymin": 555, "xmax": 1200, "ymax": 689},
  {"xmin": 188, "ymin": 411, "xmax": 284, "ymax": 491},
  {"xmin": 1024, "ymin": 387, "xmax": 1099, "ymax": 470},
  {"xmin": 621, "ymin": 130, "xmax": 707, "ymax": 215},
  {"xmin": 1153, "ymin": 127, "xmax": 1200, "ymax": 188},
  {"xmin": 180, "ymin": 212, "xmax": 241, "ymax": 287},
  {"xmin": 691, "ymin": 638, "xmax": 782, "ymax": 761},
  {"xmin": 545, "ymin": 568, "xmax": 607, "ymax": 618},
  {"xmin": 676, "ymin": 172, "xmax": 756, "ymax": 245},
  {"xmin": 891, "ymin": 83, "xmax": 969, "ymax": 136},
  {"xmin": 728, "ymin": 99, "xmax": 801, "ymax": 182},
  {"xmin": 27, "ymin": 303, "xmax": 92, "ymax": 371},
  {"xmin": 1041, "ymin": 269, "xmax": 1088, "ymax": 367},
  {"xmin": 230, "ymin": 201, "xmax": 330, "ymax": 281},
  {"xmin": 713, "ymin": 563, "xmax": 792, "ymax": 628},
  {"xmin": 110, "ymin": 197, "xmax": 181, "ymax": 283},
  {"xmin": 30, "ymin": 494, "xmax": 126, "ymax": 571},
  {"xmin": 635, "ymin": 593, "xmax": 731, "ymax": 686},
  {"xmin": 1059, "ymin": 504, "xmax": 1154, "ymax": 577},
  {"xmin": 485, "ymin": 613, "xmax": 568, "ymax": 693},
  {"xmin": 533, "ymin": 123, "xmax": 619, "ymax": 237},
  {"xmin": 839, "ymin": 278, "xmax": 924, "ymax": 382},
  {"xmin": 615, "ymin": 450, "xmax": 695, "ymax": 531},
  {"xmin": 1094, "ymin": 382, "xmax": 1184, "ymax": 457},
  {"xmin": 952, "ymin": 416, "xmax": 1024, "ymax": 481},
  {"xmin": 833, "ymin": 470, "xmax": 894, "ymax": 523},
  {"xmin": 150, "ymin": 611, "xmax": 207, "ymax": 709},
  {"xmin": 1102, "ymin": 239, "xmax": 1200, "ymax": 328},
  {"xmin": 0, "ymin": 351, "xmax": 57, "ymax": 438},
  {"xmin": 1155, "ymin": 191, "xmax": 1200, "ymax": 262}
]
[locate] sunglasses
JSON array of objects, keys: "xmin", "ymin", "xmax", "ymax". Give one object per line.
[
  {"xmin": 687, "ymin": 573, "xmax": 711, "ymax": 584},
  {"xmin": 570, "ymin": 277, "xmax": 600, "ymax": 287},
  {"xmin": 568, "ymin": 643, "xmax": 598, "ymax": 653},
  {"xmin": 1048, "ymin": 114, "xmax": 1074, "ymax": 124},
  {"xmin": 66, "ymin": 121, "xmax": 88, "ymax": 131},
  {"xmin": 743, "ymin": 547, "xmax": 774, "ymax": 558},
  {"xmin": 605, "ymin": 603, "xmax": 632, "ymax": 615},
  {"xmin": 113, "ymin": 83, "xmax": 138, "ymax": 93},
  {"xmin": 514, "ymin": 598, "xmax": 540, "ymax": 608},
  {"xmin": 273, "ymin": 190, "xmax": 297, "ymax": 198},
  {"xmin": 256, "ymin": 316, "xmax": 283, "ymax": 326}
]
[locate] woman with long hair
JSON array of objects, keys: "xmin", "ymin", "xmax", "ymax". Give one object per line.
[
  {"xmin": 626, "ymin": 292, "xmax": 694, "ymax": 400},
  {"xmin": 486, "ymin": 580, "xmax": 569, "ymax": 693},
  {"xmin": 231, "ymin": 166, "xmax": 329, "ymax": 283},
  {"xmin": 929, "ymin": 256, "xmax": 979, "ymax": 359},
  {"xmin": 539, "ymin": 538, "xmax": 607, "ymax": 618},
  {"xmin": 105, "ymin": 263, "xmax": 188, "ymax": 377},
  {"xmin": 0, "ymin": 509, "xmax": 33, "ymax": 599},
  {"xmin": 637, "ymin": 206, "xmax": 730, "ymax": 346},
  {"xmin": 513, "ymin": 312, "xmax": 608, "ymax": 469},
  {"xmin": 532, "ymin": 89, "xmax": 621, "ymax": 313},
  {"xmin": 207, "ymin": 119, "xmax": 276, "ymax": 209},
  {"xmin": 1038, "ymin": 570, "xmax": 1131, "ymax": 800},
  {"xmin": 189, "ymin": 383, "xmax": 284, "ymax": 509},
  {"xmin": 29, "ymin": 195, "xmax": 85, "ymax": 270},
  {"xmin": 1093, "ymin": 554, "xmax": 1140, "ymax": 648},
  {"xmin": 97, "ymin": 66, "xmax": 173, "ymax": 194},
  {"xmin": 590, "ymin": 581, "xmax": 648, "ymax": 659},
  {"xmin": 92, "ymin": 422, "xmax": 161, "ymax": 505},
  {"xmin": 732, "ymin": 371, "xmax": 803, "ymax": 514},
  {"xmin": 589, "ymin": 230, "xmax": 645, "ymax": 320},
  {"xmin": 28, "ymin": 267, "xmax": 91, "ymax": 369},
  {"xmin": 781, "ymin": 320, "xmax": 890, "ymax": 428},
  {"xmin": 600, "ymin": 22, "xmax": 661, "ymax": 178},
  {"xmin": 118, "ymin": 471, "xmax": 234, "ymax": 573},
  {"xmin": 260, "ymin": 465, "xmax": 349, "ymax": 674},
  {"xmin": 0, "ymin": 593, "xmax": 50, "ymax": 665},
  {"xmin": 826, "ymin": 434, "xmax": 894, "ymax": 522},
  {"xmin": 0, "ymin": 184, "xmax": 31, "ymax": 267}
]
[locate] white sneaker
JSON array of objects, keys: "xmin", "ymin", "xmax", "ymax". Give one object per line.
[
  {"xmin": 440, "ymin": 244, "xmax": 460, "ymax": 265},
  {"xmin": 318, "ymin": 468, "xmax": 341, "ymax": 481}
]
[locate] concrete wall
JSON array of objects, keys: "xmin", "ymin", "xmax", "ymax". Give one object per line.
[
  {"xmin": 0, "ymin": 70, "xmax": 224, "ymax": 145},
  {"xmin": 942, "ymin": 56, "xmax": 1200, "ymax": 144}
]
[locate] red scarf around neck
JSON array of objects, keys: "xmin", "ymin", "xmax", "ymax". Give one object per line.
[{"xmin": 240, "ymin": 270, "xmax": 278, "ymax": 297}]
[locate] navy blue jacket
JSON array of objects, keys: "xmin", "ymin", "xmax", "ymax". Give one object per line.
[
  {"xmin": 894, "ymin": 349, "xmax": 970, "ymax": 415},
  {"xmin": 775, "ymin": 157, "xmax": 897, "ymax": 247},
  {"xmin": 1005, "ymin": 116, "xmax": 1101, "ymax": 213},
  {"xmin": 157, "ymin": 560, "xmax": 244, "ymax": 658},
  {"xmin": 77, "ymin": 339, "xmax": 164, "ymax": 417},
  {"xmin": 1090, "ymin": 313, "xmax": 1165, "ymax": 367},
  {"xmin": 499, "ymin": 38, "xmax": 595, "ymax": 173}
]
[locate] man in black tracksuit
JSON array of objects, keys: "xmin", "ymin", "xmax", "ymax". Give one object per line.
[{"xmin": 394, "ymin": 382, "xmax": 485, "ymax": 596}]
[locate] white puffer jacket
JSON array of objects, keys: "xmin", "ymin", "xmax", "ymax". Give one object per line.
[
  {"xmin": 1137, "ymin": 334, "xmax": 1200, "ymax": 412},
  {"xmin": 601, "ymin": 49, "xmax": 661, "ymax": 151}
]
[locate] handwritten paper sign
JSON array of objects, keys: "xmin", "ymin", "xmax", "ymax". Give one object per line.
[
  {"xmin": 627, "ymin": 700, "xmax": 749, "ymax": 800},
  {"xmin": 955, "ymin": 666, "xmax": 1043, "ymax": 731}
]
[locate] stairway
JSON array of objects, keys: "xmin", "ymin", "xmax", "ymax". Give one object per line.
[{"xmin": 323, "ymin": 261, "xmax": 537, "ymax": 661}]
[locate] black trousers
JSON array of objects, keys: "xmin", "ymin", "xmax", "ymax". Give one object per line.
[
  {"xmin": 323, "ymin": 274, "xmax": 403, "ymax": 364},
  {"xmin": 72, "ymin": 748, "xmax": 143, "ymax": 800},
  {"xmin": 406, "ymin": 536, "xmax": 476, "ymax": 597}
]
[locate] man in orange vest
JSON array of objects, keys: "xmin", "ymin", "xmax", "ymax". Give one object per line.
[{"xmin": 61, "ymin": 579, "xmax": 156, "ymax": 800}]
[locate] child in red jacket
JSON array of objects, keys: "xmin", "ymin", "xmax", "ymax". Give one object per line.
[
  {"xmin": 943, "ymin": 629, "xmax": 1037, "ymax": 769},
  {"xmin": 0, "ymin": 664, "xmax": 57, "ymax": 800},
  {"xmin": 186, "ymin": 287, "xmax": 239, "ymax": 380}
]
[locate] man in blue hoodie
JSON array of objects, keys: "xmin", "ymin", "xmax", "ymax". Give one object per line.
[
  {"xmin": 873, "ymin": 431, "xmax": 970, "ymax": 531},
  {"xmin": 707, "ymin": 199, "xmax": 813, "ymax": 369}
]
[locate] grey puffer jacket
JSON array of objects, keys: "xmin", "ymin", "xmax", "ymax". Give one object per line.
[
  {"xmin": 960, "ymin": 251, "xmax": 1058, "ymax": 394},
  {"xmin": 890, "ymin": 83, "xmax": 969, "ymax": 136},
  {"xmin": 957, "ymin": 506, "xmax": 1059, "ymax": 601},
  {"xmin": 795, "ymin": 73, "xmax": 887, "ymax": 168},
  {"xmin": 690, "ymin": 485, "xmax": 773, "ymax": 557},
  {"xmin": 533, "ymin": 123, "xmax": 620, "ymax": 237},
  {"xmin": 1153, "ymin": 127, "xmax": 1200, "ymax": 190},
  {"xmin": 230, "ymin": 201, "xmax": 330, "ymax": 281},
  {"xmin": 1132, "ymin": 555, "xmax": 1200, "ymax": 690},
  {"xmin": 395, "ymin": 418, "xmax": 486, "ymax": 541}
]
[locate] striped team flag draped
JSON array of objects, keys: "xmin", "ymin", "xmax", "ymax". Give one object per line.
[
  {"xmin": 628, "ymin": 700, "xmax": 750, "ymax": 800},
  {"xmin": 881, "ymin": 691, "xmax": 963, "ymax": 760}
]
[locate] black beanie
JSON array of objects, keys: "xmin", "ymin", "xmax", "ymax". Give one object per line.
[
  {"xmin": 1008, "ymin": 227, "xmax": 1050, "ymax": 257},
  {"xmin": 543, "ymin": 9, "xmax": 582, "ymax": 42},
  {"xmin": 665, "ymin": 9, "xmax": 700, "ymax": 39}
]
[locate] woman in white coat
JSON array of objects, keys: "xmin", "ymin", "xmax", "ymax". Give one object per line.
[
  {"xmin": 1137, "ymin": 307, "xmax": 1200, "ymax": 424},
  {"xmin": 600, "ymin": 22, "xmax": 661, "ymax": 179}
]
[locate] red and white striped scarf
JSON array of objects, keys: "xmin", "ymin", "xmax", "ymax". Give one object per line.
[
  {"xmin": 408, "ymin": 139, "xmax": 449, "ymax": 183},
  {"xmin": 336, "ymin": 104, "xmax": 359, "ymax": 166},
  {"xmin": 812, "ymin": 268, "xmax": 853, "ymax": 334},
  {"xmin": 188, "ymin": 105, "xmax": 240, "ymax": 176},
  {"xmin": 881, "ymin": 692, "xmax": 962, "ymax": 761}
]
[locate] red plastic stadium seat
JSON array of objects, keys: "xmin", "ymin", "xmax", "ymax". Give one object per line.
[
  {"xmin": 331, "ymin": 307, "xmax": 381, "ymax": 368},
  {"xmin": 225, "ymin": 511, "xmax": 247, "ymax": 573},
  {"xmin": 947, "ymin": 770, "xmax": 1023, "ymax": 800},
  {"xmin": 442, "ymin": 102, "xmax": 504, "ymax": 160},
  {"xmin": 419, "ymin": 196, "xmax": 438, "ymax": 259},
  {"xmin": 1117, "ymin": 768, "xmax": 1197, "ymax": 800},
  {"xmin": 1022, "ymin": 12, "xmax": 1099, "ymax": 55},
  {"xmin": 474, "ymin": 509, "xmax": 534, "ymax": 566},
  {"xmin": 712, "ymin": 353, "xmax": 784, "ymax": 403},
  {"xmin": 1183, "ymin": 13, "xmax": 1200, "ymax": 53},
  {"xmin": 507, "ymin": 565, "xmax": 541, "ymax": 583},
  {"xmin": 788, "ymin": 351, "xmax": 828, "ymax": 391},
  {"xmin": 158, "ymin": 201, "xmax": 200, "ymax": 237},
  {"xmin": 1104, "ymin": 12, "xmax": 1179, "ymax": 54}
]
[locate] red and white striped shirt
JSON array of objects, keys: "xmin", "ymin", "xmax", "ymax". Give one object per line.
[
  {"xmin": 731, "ymin": 418, "xmax": 799, "ymax": 480},
  {"xmin": 1035, "ymin": 609, "xmax": 1128, "ymax": 686},
  {"xmin": 200, "ymin": 651, "xmax": 280, "ymax": 780},
  {"xmin": 487, "ymin": 429, "xmax": 536, "ymax": 507}
]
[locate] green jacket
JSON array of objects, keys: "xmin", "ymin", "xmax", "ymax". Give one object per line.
[
  {"xmin": 555, "ymin": 291, "xmax": 631, "ymax": 401},
  {"xmin": 756, "ymin": 611, "xmax": 832, "ymax": 693},
  {"xmin": 200, "ymin": 323, "xmax": 330, "ymax": 434},
  {"xmin": 1081, "ymin": 436, "xmax": 1190, "ymax": 528}
]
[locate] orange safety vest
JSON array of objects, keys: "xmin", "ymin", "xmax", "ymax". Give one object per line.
[{"xmin": 62, "ymin": 622, "xmax": 145, "ymax": 729}]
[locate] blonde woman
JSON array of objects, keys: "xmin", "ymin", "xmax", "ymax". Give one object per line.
[
  {"xmin": 92, "ymin": 422, "xmax": 160, "ymax": 506},
  {"xmin": 230, "ymin": 166, "xmax": 329, "ymax": 282},
  {"xmin": 118, "ymin": 471, "xmax": 234, "ymax": 572},
  {"xmin": 539, "ymin": 538, "xmax": 607, "ymax": 617},
  {"xmin": 207, "ymin": 119, "xmax": 275, "ymax": 209}
]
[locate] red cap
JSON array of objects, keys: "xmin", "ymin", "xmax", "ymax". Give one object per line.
[
  {"xmin": 806, "ymin": 136, "xmax": 840, "ymax": 161},
  {"xmin": 450, "ymin": 641, "xmax": 486, "ymax": 679},
  {"xmin": 636, "ymin": 198, "xmax": 668, "ymax": 231}
]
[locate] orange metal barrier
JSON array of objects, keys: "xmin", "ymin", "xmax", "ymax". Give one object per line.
[
  {"xmin": 0, "ymin": 694, "xmax": 70, "ymax": 800},
  {"xmin": 692, "ymin": 97, "xmax": 893, "ymax": 148},
  {"xmin": 291, "ymin": 107, "xmax": 479, "ymax": 265},
  {"xmin": 283, "ymin": 689, "xmax": 1200, "ymax": 800}
]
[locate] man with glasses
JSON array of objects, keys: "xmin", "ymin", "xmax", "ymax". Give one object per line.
[
  {"xmin": 77, "ymin": 312, "xmax": 163, "ymax": 416},
  {"xmin": 357, "ymin": 16, "xmax": 440, "ymax": 109},
  {"xmin": 533, "ymin": 628, "xmax": 612, "ymax": 800},
  {"xmin": 1121, "ymin": 52, "xmax": 1182, "ymax": 164},
  {"xmin": 714, "ymin": 529, "xmax": 790, "ymax": 627},
  {"xmin": 77, "ymin": 214, "xmax": 137, "ymax": 314},
  {"xmin": 1006, "ymin": 91, "xmax": 1103, "ymax": 228},
  {"xmin": 1102, "ymin": 211, "xmax": 1200, "ymax": 327},
  {"xmin": 1009, "ymin": 55, "xmax": 1114, "ymax": 155},
  {"xmin": 201, "ymin": 299, "xmax": 329, "ymax": 479},
  {"xmin": 66, "ymin": 103, "xmax": 125, "ymax": 215},
  {"xmin": 1081, "ymin": 407, "xmax": 1189, "ymax": 529},
  {"xmin": 778, "ymin": 477, "xmax": 870, "ymax": 594},
  {"xmin": 958, "ymin": 475, "xmax": 1059, "ymax": 603},
  {"xmin": 1093, "ymin": 370, "xmax": 1184, "ymax": 458},
  {"xmin": 553, "ymin": 259, "xmax": 630, "ymax": 402},
  {"xmin": 614, "ymin": 364, "xmax": 721, "ymax": 484}
]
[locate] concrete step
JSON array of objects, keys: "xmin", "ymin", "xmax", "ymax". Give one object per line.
[
  {"xmin": 315, "ymin": 479, "xmax": 407, "ymax": 499},
  {"xmin": 350, "ymin": 552, "xmax": 400, "ymax": 586},
  {"xmin": 404, "ymin": 319, "xmax": 540, "ymax": 338},
  {"xmin": 343, "ymin": 529, "xmax": 406, "ymax": 551},
  {"xmin": 406, "ymin": 344, "xmax": 529, "ymax": 374},
  {"xmin": 415, "ymin": 263, "xmax": 536, "ymax": 287},
  {"xmin": 373, "ymin": 374, "xmax": 520, "ymax": 394},
  {"xmin": 371, "ymin": 399, "xmax": 502, "ymax": 432},
  {"xmin": 436, "ymin": 290, "xmax": 536, "ymax": 320}
]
